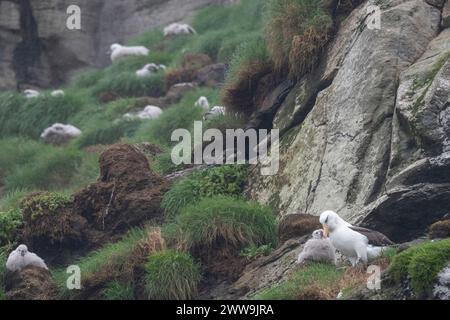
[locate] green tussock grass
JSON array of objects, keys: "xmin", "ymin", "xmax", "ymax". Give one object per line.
[
  {"xmin": 389, "ymin": 239, "xmax": 450, "ymax": 295},
  {"xmin": 102, "ymin": 281, "xmax": 135, "ymax": 300},
  {"xmin": 131, "ymin": 88, "xmax": 219, "ymax": 146},
  {"xmin": 0, "ymin": 207, "xmax": 23, "ymax": 246},
  {"xmin": 253, "ymin": 263, "xmax": 344, "ymax": 300},
  {"xmin": 265, "ymin": 0, "xmax": 333, "ymax": 77},
  {"xmin": 53, "ymin": 228, "xmax": 147, "ymax": 298},
  {"xmin": 162, "ymin": 165, "xmax": 248, "ymax": 218},
  {"xmin": 144, "ymin": 249, "xmax": 201, "ymax": 300},
  {"xmin": 0, "ymin": 90, "xmax": 93, "ymax": 139},
  {"xmin": 164, "ymin": 196, "xmax": 278, "ymax": 254}
]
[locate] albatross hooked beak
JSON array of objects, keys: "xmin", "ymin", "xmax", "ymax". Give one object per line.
[{"xmin": 322, "ymin": 224, "xmax": 329, "ymax": 238}]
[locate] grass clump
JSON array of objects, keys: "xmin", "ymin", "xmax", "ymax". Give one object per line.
[
  {"xmin": 102, "ymin": 281, "xmax": 135, "ymax": 300},
  {"xmin": 222, "ymin": 37, "xmax": 273, "ymax": 115},
  {"xmin": 389, "ymin": 239, "xmax": 450, "ymax": 295},
  {"xmin": 0, "ymin": 90, "xmax": 91, "ymax": 138},
  {"xmin": 75, "ymin": 119, "xmax": 141, "ymax": 148},
  {"xmin": 164, "ymin": 196, "xmax": 278, "ymax": 255},
  {"xmin": 162, "ymin": 165, "xmax": 248, "ymax": 218},
  {"xmin": 254, "ymin": 263, "xmax": 344, "ymax": 300},
  {"xmin": 53, "ymin": 228, "xmax": 147, "ymax": 298},
  {"xmin": 265, "ymin": 0, "xmax": 333, "ymax": 78},
  {"xmin": 144, "ymin": 249, "xmax": 201, "ymax": 300}
]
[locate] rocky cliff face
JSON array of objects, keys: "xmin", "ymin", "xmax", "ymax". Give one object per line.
[
  {"xmin": 0, "ymin": 0, "xmax": 227, "ymax": 91},
  {"xmin": 247, "ymin": 0, "xmax": 450, "ymax": 242}
]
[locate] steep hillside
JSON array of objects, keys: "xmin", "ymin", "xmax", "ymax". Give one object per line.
[{"xmin": 0, "ymin": 0, "xmax": 450, "ymax": 301}]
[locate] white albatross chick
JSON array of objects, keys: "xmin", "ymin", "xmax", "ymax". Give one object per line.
[
  {"xmin": 195, "ymin": 96, "xmax": 210, "ymax": 111},
  {"xmin": 124, "ymin": 105, "xmax": 163, "ymax": 120},
  {"xmin": 40, "ymin": 123, "xmax": 82, "ymax": 145},
  {"xmin": 6, "ymin": 245, "xmax": 48, "ymax": 272},
  {"xmin": 51, "ymin": 89, "xmax": 65, "ymax": 97},
  {"xmin": 136, "ymin": 63, "xmax": 166, "ymax": 78},
  {"xmin": 319, "ymin": 210, "xmax": 394, "ymax": 266},
  {"xmin": 110, "ymin": 43, "xmax": 149, "ymax": 62},
  {"xmin": 296, "ymin": 229, "xmax": 336, "ymax": 266},
  {"xmin": 163, "ymin": 23, "xmax": 197, "ymax": 37},
  {"xmin": 203, "ymin": 106, "xmax": 225, "ymax": 121},
  {"xmin": 23, "ymin": 89, "xmax": 40, "ymax": 98}
]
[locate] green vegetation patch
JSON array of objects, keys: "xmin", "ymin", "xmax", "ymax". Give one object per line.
[
  {"xmin": 164, "ymin": 196, "xmax": 278, "ymax": 255},
  {"xmin": 162, "ymin": 165, "xmax": 248, "ymax": 218},
  {"xmin": 102, "ymin": 281, "xmax": 135, "ymax": 300},
  {"xmin": 389, "ymin": 239, "xmax": 450, "ymax": 294},
  {"xmin": 254, "ymin": 263, "xmax": 344, "ymax": 300},
  {"xmin": 21, "ymin": 192, "xmax": 72, "ymax": 221},
  {"xmin": 144, "ymin": 249, "xmax": 201, "ymax": 300}
]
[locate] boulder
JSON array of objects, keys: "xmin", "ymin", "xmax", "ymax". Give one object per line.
[{"xmin": 433, "ymin": 263, "xmax": 450, "ymax": 300}]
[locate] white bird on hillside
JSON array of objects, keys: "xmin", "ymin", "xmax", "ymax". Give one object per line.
[
  {"xmin": 6, "ymin": 245, "xmax": 48, "ymax": 272},
  {"xmin": 319, "ymin": 210, "xmax": 394, "ymax": 266},
  {"xmin": 203, "ymin": 106, "xmax": 226, "ymax": 121},
  {"xmin": 51, "ymin": 89, "xmax": 65, "ymax": 97},
  {"xmin": 296, "ymin": 229, "xmax": 336, "ymax": 265},
  {"xmin": 24, "ymin": 89, "xmax": 40, "ymax": 98},
  {"xmin": 110, "ymin": 43, "xmax": 149, "ymax": 62},
  {"xmin": 195, "ymin": 96, "xmax": 210, "ymax": 111},
  {"xmin": 163, "ymin": 23, "xmax": 197, "ymax": 37},
  {"xmin": 124, "ymin": 105, "xmax": 163, "ymax": 120},
  {"xmin": 136, "ymin": 63, "xmax": 166, "ymax": 77}
]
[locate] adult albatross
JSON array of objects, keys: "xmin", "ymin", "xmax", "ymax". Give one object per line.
[{"xmin": 319, "ymin": 210, "xmax": 394, "ymax": 266}]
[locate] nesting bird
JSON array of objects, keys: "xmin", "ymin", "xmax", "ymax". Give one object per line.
[
  {"xmin": 50, "ymin": 89, "xmax": 65, "ymax": 97},
  {"xmin": 203, "ymin": 106, "xmax": 226, "ymax": 121},
  {"xmin": 124, "ymin": 105, "xmax": 163, "ymax": 120},
  {"xmin": 136, "ymin": 63, "xmax": 166, "ymax": 78},
  {"xmin": 40, "ymin": 123, "xmax": 82, "ymax": 145},
  {"xmin": 110, "ymin": 43, "xmax": 150, "ymax": 62},
  {"xmin": 23, "ymin": 89, "xmax": 40, "ymax": 99},
  {"xmin": 319, "ymin": 210, "xmax": 394, "ymax": 266},
  {"xmin": 296, "ymin": 229, "xmax": 336, "ymax": 266},
  {"xmin": 195, "ymin": 96, "xmax": 210, "ymax": 111},
  {"xmin": 163, "ymin": 23, "xmax": 197, "ymax": 37},
  {"xmin": 6, "ymin": 245, "xmax": 48, "ymax": 272}
]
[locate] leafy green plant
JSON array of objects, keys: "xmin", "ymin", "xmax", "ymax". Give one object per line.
[
  {"xmin": 144, "ymin": 249, "xmax": 201, "ymax": 300},
  {"xmin": 164, "ymin": 196, "xmax": 278, "ymax": 254}
]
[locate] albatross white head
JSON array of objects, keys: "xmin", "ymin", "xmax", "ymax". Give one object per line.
[
  {"xmin": 16, "ymin": 244, "xmax": 28, "ymax": 257},
  {"xmin": 319, "ymin": 210, "xmax": 351, "ymax": 238}
]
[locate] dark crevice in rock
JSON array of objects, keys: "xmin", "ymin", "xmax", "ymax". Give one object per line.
[
  {"xmin": 12, "ymin": 0, "xmax": 41, "ymax": 89},
  {"xmin": 280, "ymin": 74, "xmax": 336, "ymax": 139}
]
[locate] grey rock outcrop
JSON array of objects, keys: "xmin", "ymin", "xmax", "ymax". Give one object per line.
[{"xmin": 247, "ymin": 0, "xmax": 450, "ymax": 242}]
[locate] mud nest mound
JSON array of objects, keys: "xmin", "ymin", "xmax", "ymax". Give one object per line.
[
  {"xmin": 4, "ymin": 266, "xmax": 57, "ymax": 300},
  {"xmin": 74, "ymin": 144, "xmax": 170, "ymax": 234},
  {"xmin": 278, "ymin": 213, "xmax": 321, "ymax": 243}
]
